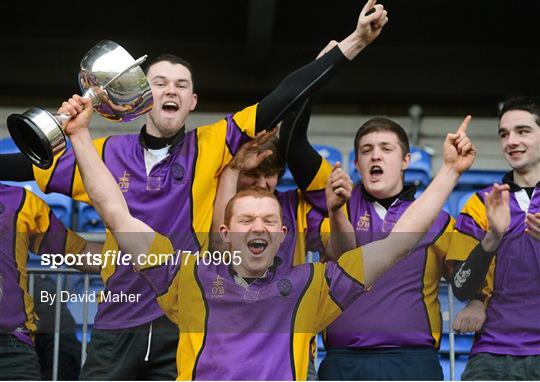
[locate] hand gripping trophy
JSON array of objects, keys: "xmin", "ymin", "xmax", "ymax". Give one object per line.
[{"xmin": 7, "ymin": 40, "xmax": 153, "ymax": 169}]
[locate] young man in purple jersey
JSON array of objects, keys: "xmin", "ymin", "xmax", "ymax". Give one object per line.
[
  {"xmin": 0, "ymin": 183, "xmax": 87, "ymax": 380},
  {"xmin": 305, "ymin": 117, "xmax": 467, "ymax": 380},
  {"xmin": 449, "ymin": 96, "xmax": 540, "ymax": 380}
]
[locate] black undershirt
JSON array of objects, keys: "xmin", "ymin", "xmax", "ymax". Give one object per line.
[{"xmin": 140, "ymin": 125, "xmax": 184, "ymax": 150}]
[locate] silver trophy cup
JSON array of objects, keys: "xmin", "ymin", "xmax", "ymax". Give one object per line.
[{"xmin": 7, "ymin": 40, "xmax": 153, "ymax": 169}]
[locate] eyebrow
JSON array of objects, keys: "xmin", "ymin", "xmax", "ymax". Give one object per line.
[
  {"xmin": 498, "ymin": 125, "xmax": 534, "ymax": 134},
  {"xmin": 150, "ymin": 75, "xmax": 190, "ymax": 83},
  {"xmin": 237, "ymin": 213, "xmax": 279, "ymax": 220},
  {"xmin": 360, "ymin": 141, "xmax": 395, "ymax": 148}
]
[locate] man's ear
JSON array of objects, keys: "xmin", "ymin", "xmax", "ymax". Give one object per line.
[
  {"xmin": 401, "ymin": 152, "xmax": 411, "ymax": 171},
  {"xmin": 219, "ymin": 224, "xmax": 231, "ymax": 243},
  {"xmin": 190, "ymin": 93, "xmax": 198, "ymax": 111}
]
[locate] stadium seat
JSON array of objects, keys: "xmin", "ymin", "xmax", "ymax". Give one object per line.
[
  {"xmin": 43, "ymin": 193, "xmax": 74, "ymax": 228},
  {"xmin": 439, "ymin": 355, "xmax": 450, "ymax": 381},
  {"xmin": 440, "ymin": 333, "xmax": 474, "ymax": 355},
  {"xmin": 455, "ymin": 355, "xmax": 469, "ymax": 380},
  {"xmin": 404, "ymin": 147, "xmax": 432, "ymax": 187},
  {"xmin": 313, "ymin": 144, "xmax": 342, "ymax": 165},
  {"xmin": 458, "ymin": 169, "xmax": 506, "ymax": 187},
  {"xmin": 277, "ymin": 168, "xmax": 297, "ymax": 192},
  {"xmin": 0, "ymin": 137, "xmax": 20, "ymax": 154},
  {"xmin": 348, "ymin": 150, "xmax": 361, "ymax": 184},
  {"xmin": 77, "ymin": 202, "xmax": 106, "ymax": 232}
]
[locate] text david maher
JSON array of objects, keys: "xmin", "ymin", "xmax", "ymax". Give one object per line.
[{"xmin": 41, "ymin": 290, "xmax": 141, "ymax": 305}]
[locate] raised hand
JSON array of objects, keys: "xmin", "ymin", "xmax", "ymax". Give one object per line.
[
  {"xmin": 355, "ymin": 0, "xmax": 389, "ymax": 46},
  {"xmin": 326, "ymin": 162, "xmax": 353, "ymax": 213},
  {"xmin": 57, "ymin": 94, "xmax": 94, "ymax": 137},
  {"xmin": 229, "ymin": 128, "xmax": 278, "ymax": 172},
  {"xmin": 485, "ymin": 183, "xmax": 511, "ymax": 238},
  {"xmin": 443, "ymin": 115, "xmax": 476, "ymax": 174}
]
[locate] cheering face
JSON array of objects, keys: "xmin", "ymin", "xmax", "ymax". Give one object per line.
[
  {"xmin": 220, "ymin": 196, "xmax": 287, "ymax": 278},
  {"xmin": 499, "ymin": 110, "xmax": 540, "ymax": 173},
  {"xmin": 146, "ymin": 61, "xmax": 198, "ymax": 137},
  {"xmin": 356, "ymin": 131, "xmax": 410, "ymax": 199}
]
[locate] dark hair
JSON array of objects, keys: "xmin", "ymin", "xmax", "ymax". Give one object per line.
[
  {"xmin": 254, "ymin": 137, "xmax": 286, "ymax": 179},
  {"xmin": 224, "ymin": 187, "xmax": 282, "ymax": 226},
  {"xmin": 145, "ymin": 53, "xmax": 195, "ymax": 90},
  {"xmin": 353, "ymin": 117, "xmax": 410, "ymax": 160},
  {"xmin": 498, "ymin": 96, "xmax": 540, "ymax": 127}
]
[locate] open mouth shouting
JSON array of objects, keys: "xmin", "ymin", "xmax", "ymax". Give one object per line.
[
  {"xmin": 247, "ymin": 238, "xmax": 269, "ymax": 255},
  {"xmin": 162, "ymin": 101, "xmax": 179, "ymax": 114},
  {"xmin": 369, "ymin": 165, "xmax": 384, "ymax": 180}
]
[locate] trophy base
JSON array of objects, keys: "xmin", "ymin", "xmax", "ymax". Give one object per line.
[{"xmin": 7, "ymin": 108, "xmax": 66, "ymax": 170}]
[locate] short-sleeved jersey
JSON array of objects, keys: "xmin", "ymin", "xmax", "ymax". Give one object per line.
[
  {"xmin": 276, "ymin": 159, "xmax": 332, "ymax": 268},
  {"xmin": 0, "ymin": 183, "xmax": 86, "ymax": 345},
  {"xmin": 451, "ymin": 173, "xmax": 540, "ymax": 356},
  {"xmin": 315, "ymin": 185, "xmax": 455, "ymax": 349},
  {"xmin": 137, "ymin": 233, "xmax": 365, "ymax": 380},
  {"xmin": 32, "ymin": 106, "xmax": 258, "ymax": 330}
]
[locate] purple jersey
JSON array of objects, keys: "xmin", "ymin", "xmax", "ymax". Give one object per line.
[
  {"xmin": 454, "ymin": 174, "xmax": 540, "ymax": 356},
  {"xmin": 138, "ymin": 233, "xmax": 366, "ymax": 380},
  {"xmin": 320, "ymin": 185, "xmax": 455, "ymax": 349}
]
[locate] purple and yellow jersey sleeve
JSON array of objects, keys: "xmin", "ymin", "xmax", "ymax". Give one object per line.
[
  {"xmin": 136, "ymin": 233, "xmax": 183, "ymax": 324},
  {"xmin": 450, "ymin": 191, "xmax": 494, "ymax": 300},
  {"xmin": 138, "ymin": 233, "xmax": 208, "ymax": 380},
  {"xmin": 32, "ymin": 137, "xmax": 109, "ymax": 204},
  {"xmin": 300, "ymin": 158, "xmax": 333, "ymax": 213},
  {"xmin": 0, "ymin": 185, "xmax": 85, "ymax": 341},
  {"xmin": 308, "ymin": 248, "xmax": 366, "ymax": 333}
]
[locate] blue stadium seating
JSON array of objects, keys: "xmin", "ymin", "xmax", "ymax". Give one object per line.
[
  {"xmin": 348, "ymin": 150, "xmax": 360, "ymax": 184},
  {"xmin": 440, "ymin": 333, "xmax": 474, "ymax": 355},
  {"xmin": 458, "ymin": 169, "xmax": 506, "ymax": 187},
  {"xmin": 439, "ymin": 354, "xmax": 469, "ymax": 381},
  {"xmin": 77, "ymin": 202, "xmax": 106, "ymax": 232},
  {"xmin": 404, "ymin": 147, "xmax": 432, "ymax": 187},
  {"xmin": 0, "ymin": 137, "xmax": 20, "ymax": 154},
  {"xmin": 313, "ymin": 144, "xmax": 342, "ymax": 165}
]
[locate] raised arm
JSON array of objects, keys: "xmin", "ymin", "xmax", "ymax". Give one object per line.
[
  {"xmin": 255, "ymin": 0, "xmax": 388, "ymax": 132},
  {"xmin": 361, "ymin": 116, "xmax": 476, "ymax": 287},
  {"xmin": 324, "ymin": 163, "xmax": 356, "ymax": 259},
  {"xmin": 60, "ymin": 95, "xmax": 154, "ymax": 259}
]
